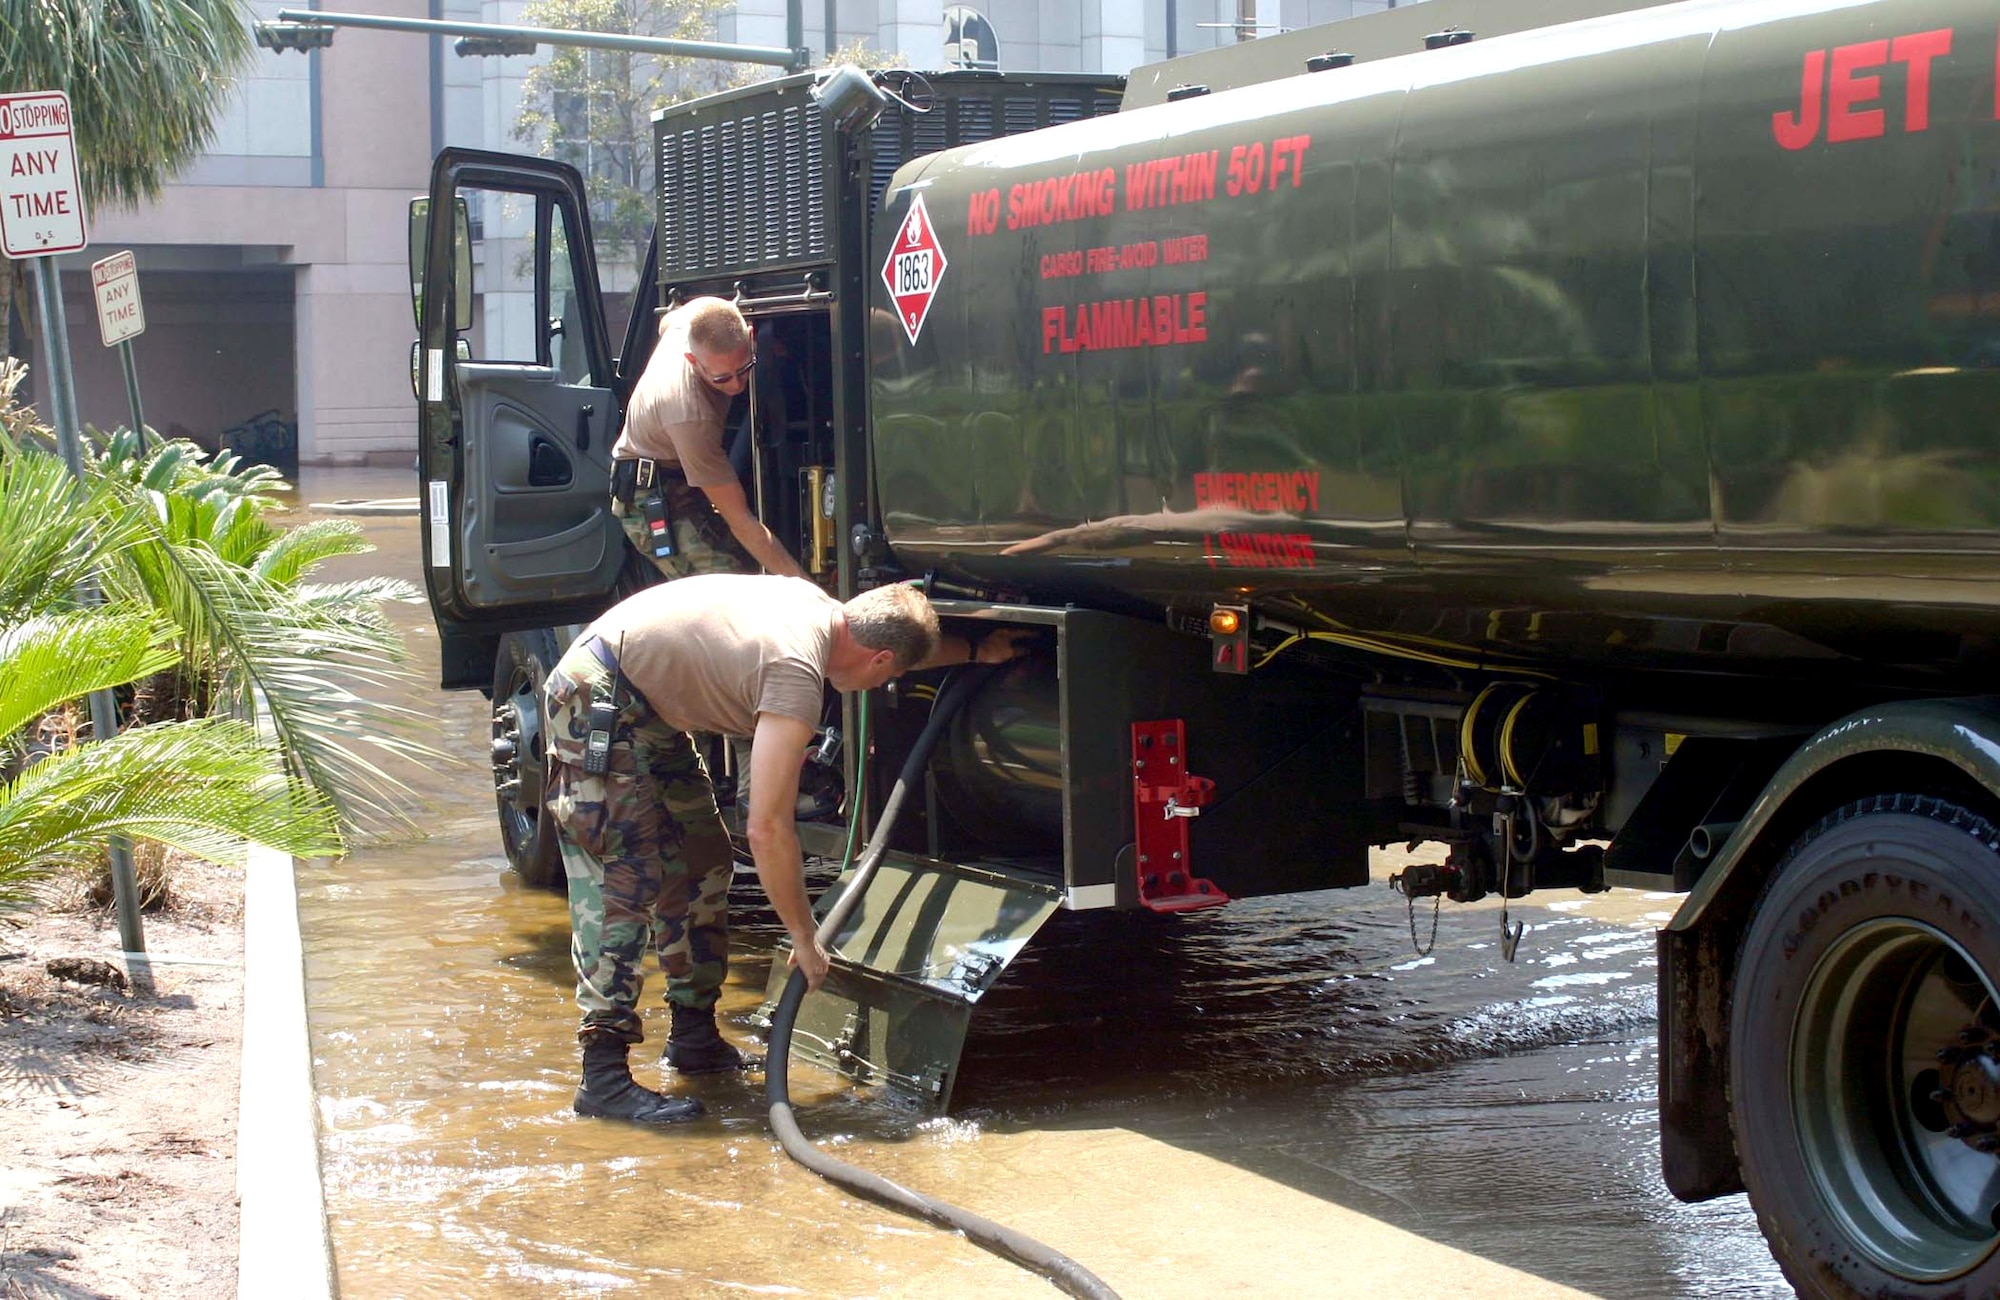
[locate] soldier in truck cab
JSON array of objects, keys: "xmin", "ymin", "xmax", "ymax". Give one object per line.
[{"xmin": 612, "ymin": 296, "xmax": 807, "ymax": 581}]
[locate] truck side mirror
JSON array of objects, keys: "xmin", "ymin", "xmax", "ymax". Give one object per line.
[{"xmin": 408, "ymin": 196, "xmax": 474, "ymax": 334}]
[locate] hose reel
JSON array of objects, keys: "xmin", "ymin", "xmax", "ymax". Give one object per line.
[{"xmin": 1458, "ymin": 682, "xmax": 1600, "ymax": 797}]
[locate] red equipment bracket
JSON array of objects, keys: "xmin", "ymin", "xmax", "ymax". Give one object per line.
[{"xmin": 1130, "ymin": 719, "xmax": 1229, "ymax": 913}]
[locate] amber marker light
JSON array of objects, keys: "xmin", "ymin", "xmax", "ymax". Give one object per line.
[{"xmin": 1209, "ymin": 607, "xmax": 1243, "ymax": 636}]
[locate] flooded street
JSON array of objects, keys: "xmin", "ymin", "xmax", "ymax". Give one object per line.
[{"xmin": 290, "ymin": 468, "xmax": 1793, "ymax": 1298}]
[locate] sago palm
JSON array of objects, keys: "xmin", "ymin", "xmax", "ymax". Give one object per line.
[
  {"xmin": 85, "ymin": 427, "xmax": 443, "ymax": 839},
  {"xmin": 0, "ymin": 607, "xmax": 340, "ymax": 912}
]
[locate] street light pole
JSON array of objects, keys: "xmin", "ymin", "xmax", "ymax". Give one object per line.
[{"xmin": 266, "ymin": 6, "xmax": 813, "ymax": 72}]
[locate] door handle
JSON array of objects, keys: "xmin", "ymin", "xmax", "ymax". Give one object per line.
[{"xmin": 576, "ymin": 403, "xmax": 594, "ymax": 452}]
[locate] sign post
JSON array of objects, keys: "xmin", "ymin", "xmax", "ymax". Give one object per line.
[
  {"xmin": 1, "ymin": 90, "xmax": 147, "ymax": 960},
  {"xmin": 91, "ymin": 249, "xmax": 147, "ymax": 445}
]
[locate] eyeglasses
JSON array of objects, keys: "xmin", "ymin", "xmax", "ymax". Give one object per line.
[{"xmin": 693, "ymin": 352, "xmax": 757, "ymax": 386}]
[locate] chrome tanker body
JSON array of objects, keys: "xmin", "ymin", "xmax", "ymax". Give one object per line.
[
  {"xmin": 415, "ymin": 1, "xmax": 2000, "ymax": 1293},
  {"xmin": 873, "ymin": 0, "xmax": 2000, "ymax": 694}
]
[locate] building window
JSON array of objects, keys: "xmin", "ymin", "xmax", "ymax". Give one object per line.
[{"xmin": 943, "ymin": 5, "xmax": 999, "ymax": 71}]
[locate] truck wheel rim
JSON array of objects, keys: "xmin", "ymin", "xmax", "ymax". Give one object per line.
[
  {"xmin": 494, "ymin": 669, "xmax": 543, "ymax": 847},
  {"xmin": 1795, "ymin": 918, "xmax": 2000, "ymax": 1279}
]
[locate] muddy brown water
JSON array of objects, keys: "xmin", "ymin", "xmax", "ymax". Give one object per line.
[{"xmin": 288, "ymin": 468, "xmax": 1793, "ymax": 1298}]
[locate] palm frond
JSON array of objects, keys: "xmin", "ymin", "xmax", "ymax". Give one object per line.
[
  {"xmin": 289, "ymin": 577, "xmax": 421, "ymax": 638},
  {"xmin": 0, "ymin": 611, "xmax": 180, "ymax": 740},
  {"xmin": 0, "ymin": 717, "xmax": 341, "ymax": 911},
  {"xmin": 0, "ymin": 436, "xmax": 143, "ymax": 619},
  {"xmin": 0, "ymin": 0, "xmax": 254, "ymax": 211},
  {"xmin": 253, "ymin": 518, "xmax": 380, "ymax": 589},
  {"xmin": 99, "ymin": 487, "xmax": 448, "ymax": 838}
]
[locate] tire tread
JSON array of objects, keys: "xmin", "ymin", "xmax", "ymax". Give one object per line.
[{"xmin": 1734, "ymin": 792, "xmax": 2000, "ymax": 1300}]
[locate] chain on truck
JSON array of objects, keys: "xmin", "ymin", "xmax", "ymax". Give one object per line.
[{"xmin": 409, "ymin": 0, "xmax": 2000, "ymax": 1293}]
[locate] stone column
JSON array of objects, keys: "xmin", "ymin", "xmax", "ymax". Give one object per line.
[
  {"xmin": 879, "ymin": 0, "xmax": 945, "ymax": 69},
  {"xmin": 1082, "ymin": 0, "xmax": 1147, "ymax": 75},
  {"xmin": 293, "ymin": 0, "xmax": 435, "ymax": 464}
]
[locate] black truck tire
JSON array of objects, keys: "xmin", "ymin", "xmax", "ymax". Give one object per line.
[
  {"xmin": 491, "ymin": 628, "xmax": 565, "ymax": 890},
  {"xmin": 1731, "ymin": 794, "xmax": 2000, "ymax": 1299}
]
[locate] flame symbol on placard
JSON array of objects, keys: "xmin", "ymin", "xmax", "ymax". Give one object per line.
[{"xmin": 906, "ymin": 207, "xmax": 924, "ymax": 242}]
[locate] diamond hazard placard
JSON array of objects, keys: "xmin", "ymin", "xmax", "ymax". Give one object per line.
[{"xmin": 880, "ymin": 194, "xmax": 947, "ymax": 345}]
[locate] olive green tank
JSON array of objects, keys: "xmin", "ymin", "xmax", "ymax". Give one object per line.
[{"xmin": 870, "ymin": 0, "xmax": 2000, "ymax": 687}]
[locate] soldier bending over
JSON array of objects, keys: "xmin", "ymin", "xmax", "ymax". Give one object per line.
[{"xmin": 544, "ymin": 574, "xmax": 1020, "ymax": 1122}]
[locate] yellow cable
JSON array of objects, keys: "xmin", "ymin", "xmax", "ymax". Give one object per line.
[
  {"xmin": 1500, "ymin": 690, "xmax": 1536, "ymax": 789},
  {"xmin": 1460, "ymin": 683, "xmax": 1501, "ymax": 788},
  {"xmin": 1250, "ymin": 633, "xmax": 1301, "ymax": 670}
]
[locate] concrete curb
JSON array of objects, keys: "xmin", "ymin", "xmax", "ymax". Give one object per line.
[{"xmin": 237, "ymin": 845, "xmax": 336, "ymax": 1299}]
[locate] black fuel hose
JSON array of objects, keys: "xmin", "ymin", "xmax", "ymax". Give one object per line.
[{"xmin": 765, "ymin": 668, "xmax": 1121, "ymax": 1300}]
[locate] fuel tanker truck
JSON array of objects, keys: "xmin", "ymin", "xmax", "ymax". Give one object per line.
[{"xmin": 412, "ymin": 0, "xmax": 2000, "ymax": 1291}]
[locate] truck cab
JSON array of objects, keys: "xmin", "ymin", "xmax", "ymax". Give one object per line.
[{"xmin": 411, "ymin": 69, "xmax": 1122, "ymax": 886}]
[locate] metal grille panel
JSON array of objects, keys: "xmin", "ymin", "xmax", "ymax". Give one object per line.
[{"xmin": 656, "ymin": 78, "xmax": 1119, "ymax": 285}]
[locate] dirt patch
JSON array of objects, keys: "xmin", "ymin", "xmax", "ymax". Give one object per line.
[{"xmin": 0, "ymin": 854, "xmax": 244, "ymax": 1299}]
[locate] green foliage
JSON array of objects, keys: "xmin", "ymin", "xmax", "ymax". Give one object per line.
[
  {"xmin": 0, "ymin": 445, "xmax": 342, "ymax": 911},
  {"xmin": 0, "ymin": 612, "xmax": 177, "ymax": 742},
  {"xmin": 0, "ymin": 388, "xmax": 432, "ymax": 909},
  {"xmin": 0, "ymin": 0, "xmax": 251, "ymax": 360},
  {"xmin": 0, "ymin": 0, "xmax": 253, "ymax": 211},
  {"xmin": 512, "ymin": 0, "xmax": 733, "ymax": 260},
  {"xmin": 83, "ymin": 430, "xmax": 439, "ymax": 838},
  {"xmin": 0, "ymin": 712, "xmax": 341, "ymax": 909}
]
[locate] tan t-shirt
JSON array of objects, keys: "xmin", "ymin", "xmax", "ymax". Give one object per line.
[
  {"xmin": 611, "ymin": 310, "xmax": 737, "ymax": 488},
  {"xmin": 586, "ymin": 574, "xmax": 838, "ymax": 737}
]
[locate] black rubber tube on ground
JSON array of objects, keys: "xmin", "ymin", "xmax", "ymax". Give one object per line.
[{"xmin": 766, "ymin": 669, "xmax": 1120, "ymax": 1300}]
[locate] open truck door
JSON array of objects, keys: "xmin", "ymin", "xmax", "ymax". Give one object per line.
[
  {"xmin": 413, "ymin": 149, "xmax": 628, "ymax": 888},
  {"xmin": 413, "ymin": 149, "xmax": 623, "ymax": 660}
]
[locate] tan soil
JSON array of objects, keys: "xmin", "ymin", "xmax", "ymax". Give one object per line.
[{"xmin": 0, "ymin": 854, "xmax": 244, "ymax": 1299}]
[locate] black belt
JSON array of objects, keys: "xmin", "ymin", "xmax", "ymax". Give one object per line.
[{"xmin": 612, "ymin": 457, "xmax": 687, "ymax": 506}]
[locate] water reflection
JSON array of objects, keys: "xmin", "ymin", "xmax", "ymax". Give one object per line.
[{"xmin": 291, "ymin": 468, "xmax": 1790, "ymax": 1298}]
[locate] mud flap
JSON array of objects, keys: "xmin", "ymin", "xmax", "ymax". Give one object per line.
[{"xmin": 757, "ymin": 853, "xmax": 1064, "ymax": 1108}]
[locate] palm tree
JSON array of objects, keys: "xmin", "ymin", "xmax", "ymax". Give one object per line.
[
  {"xmin": 0, "ymin": 444, "xmax": 340, "ymax": 911},
  {"xmin": 90, "ymin": 427, "xmax": 442, "ymax": 838},
  {"xmin": 0, "ymin": 0, "xmax": 253, "ymax": 356}
]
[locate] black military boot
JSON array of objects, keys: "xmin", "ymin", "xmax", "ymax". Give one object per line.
[
  {"xmin": 574, "ymin": 1032, "xmax": 705, "ymax": 1123},
  {"xmin": 665, "ymin": 1003, "xmax": 757, "ymax": 1074}
]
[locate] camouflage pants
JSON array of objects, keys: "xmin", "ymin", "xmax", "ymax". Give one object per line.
[
  {"xmin": 544, "ymin": 641, "xmax": 735, "ymax": 1045},
  {"xmin": 612, "ymin": 477, "xmax": 756, "ymax": 580}
]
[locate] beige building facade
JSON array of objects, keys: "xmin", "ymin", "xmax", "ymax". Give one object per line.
[{"xmin": 26, "ymin": 0, "xmax": 1402, "ymax": 467}]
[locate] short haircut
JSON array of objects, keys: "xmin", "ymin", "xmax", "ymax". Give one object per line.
[
  {"xmin": 843, "ymin": 582, "xmax": 940, "ymax": 671},
  {"xmin": 681, "ymin": 296, "xmax": 751, "ymax": 354}
]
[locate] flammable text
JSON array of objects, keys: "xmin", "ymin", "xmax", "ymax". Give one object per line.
[{"xmin": 1041, "ymin": 292, "xmax": 1207, "ymax": 354}]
